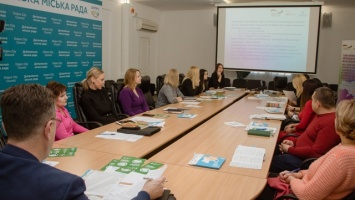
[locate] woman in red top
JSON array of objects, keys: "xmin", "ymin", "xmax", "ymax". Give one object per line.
[{"xmin": 278, "ymin": 78, "xmax": 323, "ymax": 142}]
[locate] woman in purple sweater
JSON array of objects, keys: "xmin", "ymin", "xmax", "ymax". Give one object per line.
[
  {"xmin": 46, "ymin": 81, "xmax": 88, "ymax": 141},
  {"xmin": 119, "ymin": 68, "xmax": 149, "ymax": 116}
]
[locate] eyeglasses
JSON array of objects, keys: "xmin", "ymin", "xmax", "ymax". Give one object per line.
[{"xmin": 51, "ymin": 118, "xmax": 62, "ymax": 129}]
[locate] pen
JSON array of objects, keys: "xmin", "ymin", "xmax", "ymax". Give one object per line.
[
  {"xmin": 290, "ymin": 168, "xmax": 300, "ymax": 173},
  {"xmin": 143, "ymin": 177, "xmax": 168, "ymax": 182},
  {"xmin": 99, "ymin": 133, "xmax": 116, "ymax": 135}
]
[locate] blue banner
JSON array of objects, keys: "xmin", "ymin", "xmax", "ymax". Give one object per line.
[{"xmin": 0, "ymin": 0, "xmax": 102, "ymax": 124}]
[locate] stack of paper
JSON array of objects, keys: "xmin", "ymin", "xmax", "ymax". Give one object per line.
[
  {"xmin": 83, "ymin": 156, "xmax": 167, "ymax": 200},
  {"xmin": 229, "ymin": 145, "xmax": 266, "ymax": 169}
]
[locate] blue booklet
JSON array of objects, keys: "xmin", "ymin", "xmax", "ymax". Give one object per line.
[{"xmin": 188, "ymin": 153, "xmax": 225, "ymax": 169}]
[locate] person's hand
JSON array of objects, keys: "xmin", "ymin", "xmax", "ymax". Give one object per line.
[
  {"xmin": 287, "ymin": 105, "xmax": 295, "ymax": 111},
  {"xmin": 279, "ymin": 170, "xmax": 293, "ymax": 183},
  {"xmin": 284, "ymin": 125, "xmax": 294, "ymax": 133},
  {"xmin": 279, "ymin": 171, "xmax": 300, "ymax": 184},
  {"xmin": 279, "ymin": 140, "xmax": 293, "ymax": 153},
  {"xmin": 142, "ymin": 177, "xmax": 166, "ymax": 199},
  {"xmin": 175, "ymin": 97, "xmax": 183, "ymax": 102}
]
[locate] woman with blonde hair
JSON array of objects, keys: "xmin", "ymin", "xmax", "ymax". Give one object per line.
[
  {"xmin": 156, "ymin": 69, "xmax": 185, "ymax": 108},
  {"xmin": 81, "ymin": 67, "xmax": 119, "ymax": 125},
  {"xmin": 119, "ymin": 68, "xmax": 149, "ymax": 116},
  {"xmin": 180, "ymin": 66, "xmax": 200, "ymax": 96},
  {"xmin": 257, "ymin": 99, "xmax": 355, "ymax": 200}
]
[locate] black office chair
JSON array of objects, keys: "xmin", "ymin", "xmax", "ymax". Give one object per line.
[
  {"xmin": 139, "ymin": 76, "xmax": 155, "ymax": 109},
  {"xmin": 268, "ymin": 81, "xmax": 275, "ymax": 90},
  {"xmin": 232, "ymin": 79, "xmax": 247, "ymax": 88},
  {"xmin": 105, "ymin": 80, "xmax": 115, "ymax": 100},
  {"xmin": 156, "ymin": 74, "xmax": 166, "ymax": 95},
  {"xmin": 273, "ymin": 76, "xmax": 288, "ymax": 91},
  {"xmin": 179, "ymin": 73, "xmax": 185, "ymax": 87},
  {"xmin": 245, "ymin": 79, "xmax": 264, "ymax": 90},
  {"xmin": 72, "ymin": 82, "xmax": 103, "ymax": 130},
  {"xmin": 285, "ymin": 82, "xmax": 296, "ymax": 93},
  {"xmin": 0, "ymin": 128, "xmax": 7, "ymax": 149},
  {"xmin": 111, "ymin": 82, "xmax": 130, "ymax": 118},
  {"xmin": 225, "ymin": 78, "xmax": 231, "ymax": 87}
]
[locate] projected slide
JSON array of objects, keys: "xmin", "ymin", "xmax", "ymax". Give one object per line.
[{"xmin": 217, "ymin": 5, "xmax": 321, "ymax": 73}]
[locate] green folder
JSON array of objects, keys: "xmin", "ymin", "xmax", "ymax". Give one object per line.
[{"xmin": 247, "ymin": 129, "xmax": 272, "ymax": 137}]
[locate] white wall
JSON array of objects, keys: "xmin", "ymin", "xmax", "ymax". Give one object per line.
[
  {"xmin": 158, "ymin": 9, "xmax": 217, "ymax": 76},
  {"xmin": 102, "ymin": 1, "xmax": 355, "ymax": 85},
  {"xmin": 102, "ymin": 0, "xmax": 123, "ymax": 81},
  {"xmin": 317, "ymin": 3, "xmax": 355, "ymax": 84}
]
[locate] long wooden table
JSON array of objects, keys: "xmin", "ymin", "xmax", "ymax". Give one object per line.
[
  {"xmin": 56, "ymin": 90, "xmax": 247, "ymax": 158},
  {"xmin": 46, "ymin": 145, "xmax": 266, "ymax": 199},
  {"xmin": 151, "ymin": 96, "xmax": 284, "ymax": 179}
]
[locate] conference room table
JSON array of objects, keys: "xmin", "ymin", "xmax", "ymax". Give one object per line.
[
  {"xmin": 46, "ymin": 145, "xmax": 266, "ymax": 199},
  {"xmin": 56, "ymin": 90, "xmax": 247, "ymax": 158},
  {"xmin": 151, "ymin": 95, "xmax": 285, "ymax": 179}
]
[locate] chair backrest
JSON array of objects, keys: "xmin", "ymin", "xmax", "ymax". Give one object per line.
[
  {"xmin": 285, "ymin": 82, "xmax": 296, "ymax": 93},
  {"xmin": 232, "ymin": 79, "xmax": 247, "ymax": 88},
  {"xmin": 268, "ymin": 81, "xmax": 275, "ymax": 90},
  {"xmin": 105, "ymin": 80, "xmax": 115, "ymax": 100},
  {"xmin": 179, "ymin": 73, "xmax": 185, "ymax": 86},
  {"xmin": 111, "ymin": 82, "xmax": 125, "ymax": 114},
  {"xmin": 225, "ymin": 78, "xmax": 231, "ymax": 87},
  {"xmin": 139, "ymin": 76, "xmax": 156, "ymax": 109},
  {"xmin": 273, "ymin": 76, "xmax": 288, "ymax": 91},
  {"xmin": 245, "ymin": 79, "xmax": 263, "ymax": 90},
  {"xmin": 72, "ymin": 82, "xmax": 87, "ymax": 123},
  {"xmin": 156, "ymin": 74, "xmax": 166, "ymax": 95},
  {"xmin": 140, "ymin": 76, "xmax": 151, "ymax": 93}
]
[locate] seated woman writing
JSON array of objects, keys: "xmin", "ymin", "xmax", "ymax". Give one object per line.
[
  {"xmin": 156, "ymin": 68, "xmax": 184, "ymax": 108},
  {"xmin": 257, "ymin": 99, "xmax": 355, "ymax": 200},
  {"xmin": 46, "ymin": 81, "xmax": 88, "ymax": 141}
]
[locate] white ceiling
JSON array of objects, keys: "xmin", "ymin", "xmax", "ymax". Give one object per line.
[{"xmin": 130, "ymin": 0, "xmax": 355, "ymax": 11}]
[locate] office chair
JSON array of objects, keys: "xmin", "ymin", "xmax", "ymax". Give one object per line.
[
  {"xmin": 156, "ymin": 74, "xmax": 166, "ymax": 95},
  {"xmin": 225, "ymin": 78, "xmax": 231, "ymax": 87},
  {"xmin": 179, "ymin": 73, "xmax": 185, "ymax": 87},
  {"xmin": 139, "ymin": 76, "xmax": 155, "ymax": 109},
  {"xmin": 232, "ymin": 79, "xmax": 247, "ymax": 88},
  {"xmin": 285, "ymin": 82, "xmax": 296, "ymax": 93},
  {"xmin": 104, "ymin": 80, "xmax": 115, "ymax": 100},
  {"xmin": 245, "ymin": 79, "xmax": 264, "ymax": 90},
  {"xmin": 72, "ymin": 82, "xmax": 103, "ymax": 129},
  {"xmin": 273, "ymin": 76, "xmax": 288, "ymax": 91},
  {"xmin": 110, "ymin": 82, "xmax": 130, "ymax": 118}
]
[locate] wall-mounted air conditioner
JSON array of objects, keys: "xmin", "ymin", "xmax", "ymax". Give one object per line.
[{"xmin": 137, "ymin": 18, "xmax": 158, "ymax": 32}]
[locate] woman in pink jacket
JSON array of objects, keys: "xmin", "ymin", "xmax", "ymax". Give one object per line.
[{"xmin": 46, "ymin": 81, "xmax": 88, "ymax": 141}]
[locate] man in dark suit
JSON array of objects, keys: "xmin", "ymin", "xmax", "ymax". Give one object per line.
[{"xmin": 0, "ymin": 84, "xmax": 165, "ymax": 200}]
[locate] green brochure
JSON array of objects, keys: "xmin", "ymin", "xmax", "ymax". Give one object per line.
[
  {"xmin": 134, "ymin": 162, "xmax": 165, "ymax": 175},
  {"xmin": 48, "ymin": 147, "xmax": 77, "ymax": 157},
  {"xmin": 101, "ymin": 156, "xmax": 146, "ymax": 174}
]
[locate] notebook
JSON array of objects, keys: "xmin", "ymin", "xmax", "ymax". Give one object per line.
[{"xmin": 188, "ymin": 153, "xmax": 225, "ymax": 169}]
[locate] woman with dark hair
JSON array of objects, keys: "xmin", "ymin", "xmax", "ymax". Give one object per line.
[
  {"xmin": 199, "ymin": 69, "xmax": 209, "ymax": 93},
  {"xmin": 280, "ymin": 78, "xmax": 323, "ymax": 140},
  {"xmin": 46, "ymin": 81, "xmax": 88, "ymax": 141},
  {"xmin": 208, "ymin": 63, "xmax": 225, "ymax": 89}
]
